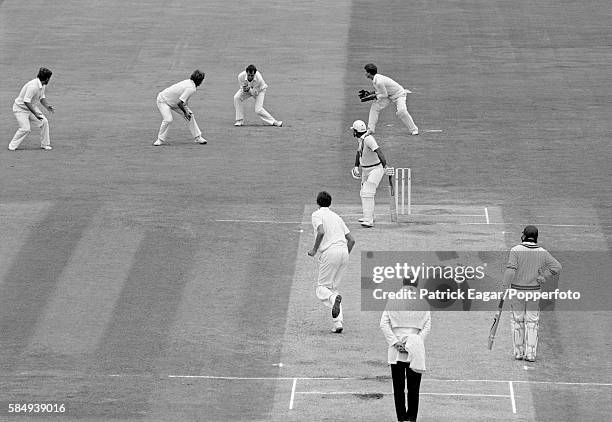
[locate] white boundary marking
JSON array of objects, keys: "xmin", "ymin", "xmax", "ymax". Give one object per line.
[
  {"xmin": 484, "ymin": 207, "xmax": 490, "ymax": 224},
  {"xmin": 289, "ymin": 378, "xmax": 297, "ymax": 410},
  {"xmin": 509, "ymin": 381, "xmax": 517, "ymax": 414}
]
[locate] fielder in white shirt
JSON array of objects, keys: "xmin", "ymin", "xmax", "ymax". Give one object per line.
[
  {"xmin": 350, "ymin": 120, "xmax": 389, "ymax": 228},
  {"xmin": 308, "ymin": 191, "xmax": 356, "ymax": 333},
  {"xmin": 9, "ymin": 67, "xmax": 55, "ymax": 151},
  {"xmin": 234, "ymin": 64, "xmax": 282, "ymax": 127},
  {"xmin": 364, "ymin": 63, "xmax": 419, "ymax": 136},
  {"xmin": 154, "ymin": 70, "xmax": 208, "ymax": 146}
]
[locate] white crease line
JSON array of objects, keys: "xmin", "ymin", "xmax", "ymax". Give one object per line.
[
  {"xmin": 215, "ymin": 219, "xmax": 303, "ymax": 224},
  {"xmin": 484, "ymin": 207, "xmax": 490, "ymax": 224},
  {"xmin": 509, "ymin": 381, "xmax": 517, "ymax": 414},
  {"xmin": 297, "ymin": 391, "xmax": 510, "ymax": 398},
  {"xmin": 167, "ymin": 375, "xmax": 346, "ymax": 380},
  {"xmin": 289, "ymin": 378, "xmax": 297, "ymax": 410}
]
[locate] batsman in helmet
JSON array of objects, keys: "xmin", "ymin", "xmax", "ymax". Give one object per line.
[
  {"xmin": 501, "ymin": 226, "xmax": 562, "ymax": 362},
  {"xmin": 350, "ymin": 120, "xmax": 390, "ymax": 228}
]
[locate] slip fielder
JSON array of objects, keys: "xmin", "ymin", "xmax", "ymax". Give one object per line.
[
  {"xmin": 233, "ymin": 64, "xmax": 282, "ymax": 127},
  {"xmin": 154, "ymin": 70, "xmax": 208, "ymax": 146},
  {"xmin": 8, "ymin": 67, "xmax": 55, "ymax": 151}
]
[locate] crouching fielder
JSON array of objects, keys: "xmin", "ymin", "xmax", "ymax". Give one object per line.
[
  {"xmin": 154, "ymin": 69, "xmax": 207, "ymax": 146},
  {"xmin": 308, "ymin": 191, "xmax": 356, "ymax": 333},
  {"xmin": 501, "ymin": 225, "xmax": 562, "ymax": 362},
  {"xmin": 9, "ymin": 67, "xmax": 55, "ymax": 151},
  {"xmin": 233, "ymin": 64, "xmax": 282, "ymax": 127},
  {"xmin": 350, "ymin": 120, "xmax": 388, "ymax": 228}
]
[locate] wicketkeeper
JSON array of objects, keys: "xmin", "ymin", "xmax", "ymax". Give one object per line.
[
  {"xmin": 350, "ymin": 120, "xmax": 390, "ymax": 228},
  {"xmin": 501, "ymin": 226, "xmax": 562, "ymax": 362},
  {"xmin": 359, "ymin": 63, "xmax": 419, "ymax": 136}
]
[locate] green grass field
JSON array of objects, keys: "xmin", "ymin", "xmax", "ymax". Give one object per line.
[{"xmin": 1, "ymin": 0, "xmax": 611, "ymax": 420}]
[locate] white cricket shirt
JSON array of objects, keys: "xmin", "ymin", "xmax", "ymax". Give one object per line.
[
  {"xmin": 13, "ymin": 78, "xmax": 45, "ymax": 112},
  {"xmin": 358, "ymin": 134, "xmax": 381, "ymax": 167},
  {"xmin": 238, "ymin": 71, "xmax": 268, "ymax": 95},
  {"xmin": 311, "ymin": 207, "xmax": 350, "ymax": 253},
  {"xmin": 372, "ymin": 74, "xmax": 406, "ymax": 101},
  {"xmin": 158, "ymin": 79, "xmax": 197, "ymax": 106}
]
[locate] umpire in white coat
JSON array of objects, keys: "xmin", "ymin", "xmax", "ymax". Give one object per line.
[{"xmin": 380, "ymin": 277, "xmax": 431, "ymax": 422}]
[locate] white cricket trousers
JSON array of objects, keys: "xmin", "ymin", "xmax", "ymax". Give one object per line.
[
  {"xmin": 156, "ymin": 95, "xmax": 202, "ymax": 142},
  {"xmin": 233, "ymin": 89, "xmax": 276, "ymax": 125},
  {"xmin": 9, "ymin": 110, "xmax": 50, "ymax": 149},
  {"xmin": 315, "ymin": 246, "xmax": 349, "ymax": 322},
  {"xmin": 368, "ymin": 94, "xmax": 418, "ymax": 134}
]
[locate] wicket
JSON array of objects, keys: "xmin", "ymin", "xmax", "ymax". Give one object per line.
[{"xmin": 395, "ymin": 168, "xmax": 411, "ymax": 215}]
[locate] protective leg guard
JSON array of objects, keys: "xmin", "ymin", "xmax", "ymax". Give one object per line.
[
  {"xmin": 360, "ymin": 182, "xmax": 377, "ymax": 223},
  {"xmin": 511, "ymin": 314, "xmax": 525, "ymax": 359},
  {"xmin": 525, "ymin": 321, "xmax": 539, "ymax": 361}
]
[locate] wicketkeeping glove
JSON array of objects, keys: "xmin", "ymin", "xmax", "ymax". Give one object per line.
[
  {"xmin": 385, "ymin": 166, "xmax": 395, "ymax": 176},
  {"xmin": 358, "ymin": 89, "xmax": 377, "ymax": 102}
]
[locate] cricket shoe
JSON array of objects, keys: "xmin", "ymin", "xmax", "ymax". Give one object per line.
[
  {"xmin": 358, "ymin": 217, "xmax": 375, "ymax": 223},
  {"xmin": 153, "ymin": 139, "xmax": 165, "ymax": 146},
  {"xmin": 514, "ymin": 354, "xmax": 524, "ymax": 360},
  {"xmin": 234, "ymin": 120, "xmax": 244, "ymax": 126},
  {"xmin": 272, "ymin": 120, "xmax": 283, "ymax": 127},
  {"xmin": 195, "ymin": 137, "xmax": 207, "ymax": 144},
  {"xmin": 525, "ymin": 355, "xmax": 536, "ymax": 362},
  {"xmin": 360, "ymin": 220, "xmax": 374, "ymax": 228},
  {"xmin": 331, "ymin": 294, "xmax": 342, "ymax": 319},
  {"xmin": 332, "ymin": 323, "xmax": 343, "ymax": 334},
  {"xmin": 410, "ymin": 129, "xmax": 419, "ymax": 136},
  {"xmin": 41, "ymin": 145, "xmax": 52, "ymax": 150},
  {"xmin": 8, "ymin": 145, "xmax": 17, "ymax": 151}
]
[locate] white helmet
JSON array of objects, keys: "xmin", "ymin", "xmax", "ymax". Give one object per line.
[{"xmin": 350, "ymin": 120, "xmax": 367, "ymax": 132}]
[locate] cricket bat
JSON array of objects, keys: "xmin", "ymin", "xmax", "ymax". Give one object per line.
[
  {"xmin": 388, "ymin": 175, "xmax": 397, "ymax": 222},
  {"xmin": 488, "ymin": 297, "xmax": 505, "ymax": 350}
]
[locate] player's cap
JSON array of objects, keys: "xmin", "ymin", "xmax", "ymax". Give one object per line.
[
  {"xmin": 522, "ymin": 225, "xmax": 538, "ymax": 241},
  {"xmin": 350, "ymin": 120, "xmax": 367, "ymax": 132}
]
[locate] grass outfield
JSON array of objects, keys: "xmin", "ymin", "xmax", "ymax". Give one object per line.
[{"xmin": 1, "ymin": 0, "xmax": 611, "ymax": 421}]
